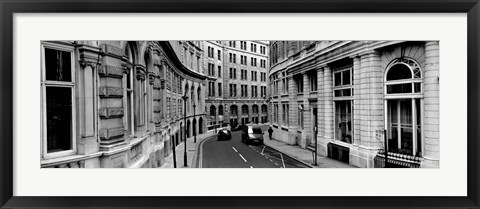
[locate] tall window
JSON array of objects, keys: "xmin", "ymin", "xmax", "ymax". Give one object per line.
[
  {"xmin": 298, "ymin": 103, "xmax": 304, "ymax": 129},
  {"xmin": 42, "ymin": 44, "xmax": 75, "ymax": 158},
  {"xmin": 294, "ymin": 74, "xmax": 303, "ymax": 93},
  {"xmin": 385, "ymin": 58, "xmax": 423, "ymax": 157},
  {"xmin": 125, "ymin": 43, "xmax": 135, "ymax": 137},
  {"xmin": 207, "ymin": 46, "xmax": 214, "ymax": 58},
  {"xmin": 282, "ymin": 103, "xmax": 289, "ymax": 126},
  {"xmin": 333, "ymin": 66, "xmax": 353, "ymax": 144},
  {"xmin": 217, "ymin": 50, "xmax": 221, "ymax": 60},
  {"xmin": 218, "ymin": 83, "xmax": 222, "ymax": 97},
  {"xmin": 217, "ymin": 66, "xmax": 222, "ymax": 78},
  {"xmin": 308, "ymin": 70, "xmax": 318, "ymax": 91}
]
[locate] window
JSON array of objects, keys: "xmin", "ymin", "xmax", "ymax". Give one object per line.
[
  {"xmin": 282, "ymin": 103, "xmax": 289, "ymax": 126},
  {"xmin": 210, "ymin": 105, "xmax": 216, "ymax": 116},
  {"xmin": 229, "ymin": 53, "xmax": 237, "ymax": 63},
  {"xmin": 260, "ymin": 46, "xmax": 266, "ymax": 55},
  {"xmin": 240, "ymin": 41, "xmax": 247, "ymax": 50},
  {"xmin": 42, "ymin": 45, "xmax": 75, "ymax": 158},
  {"xmin": 230, "ymin": 68, "xmax": 237, "ymax": 79},
  {"xmin": 217, "ymin": 66, "xmax": 221, "ymax": 78},
  {"xmin": 308, "ymin": 71, "xmax": 318, "ymax": 91},
  {"xmin": 260, "ymin": 60, "xmax": 266, "ymax": 68},
  {"xmin": 274, "ymin": 104, "xmax": 279, "ymax": 123},
  {"xmin": 229, "ymin": 41, "xmax": 236, "ymax": 48},
  {"xmin": 208, "ymin": 63, "xmax": 215, "ymax": 76},
  {"xmin": 241, "ymin": 55, "xmax": 247, "ymax": 65},
  {"xmin": 294, "ymin": 74, "xmax": 303, "ymax": 93},
  {"xmin": 298, "ymin": 103, "xmax": 304, "ymax": 129},
  {"xmin": 333, "ymin": 65, "xmax": 353, "ymax": 144},
  {"xmin": 217, "ymin": 50, "xmax": 221, "ymax": 60},
  {"xmin": 207, "ymin": 46, "xmax": 214, "ymax": 58},
  {"xmin": 218, "ymin": 83, "xmax": 222, "ymax": 97},
  {"xmin": 241, "ymin": 69, "xmax": 247, "ymax": 80},
  {"xmin": 251, "ymin": 57, "xmax": 257, "ymax": 67},
  {"xmin": 385, "ymin": 58, "xmax": 423, "ymax": 157},
  {"xmin": 251, "ymin": 43, "xmax": 257, "ymax": 52}
]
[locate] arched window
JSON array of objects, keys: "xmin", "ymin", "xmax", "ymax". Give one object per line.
[
  {"xmin": 384, "ymin": 57, "xmax": 423, "ymax": 157},
  {"xmin": 218, "ymin": 105, "xmax": 224, "ymax": 115},
  {"xmin": 385, "ymin": 58, "xmax": 422, "ymax": 95},
  {"xmin": 210, "ymin": 105, "xmax": 216, "ymax": 116}
]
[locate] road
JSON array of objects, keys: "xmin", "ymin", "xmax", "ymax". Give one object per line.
[{"xmin": 199, "ymin": 129, "xmax": 309, "ymax": 168}]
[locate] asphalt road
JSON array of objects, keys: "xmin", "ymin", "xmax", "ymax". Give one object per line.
[{"xmin": 200, "ymin": 130, "xmax": 309, "ymax": 168}]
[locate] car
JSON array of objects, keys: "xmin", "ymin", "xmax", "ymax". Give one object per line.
[
  {"xmin": 217, "ymin": 129, "xmax": 232, "ymax": 141},
  {"xmin": 241, "ymin": 125, "xmax": 264, "ymax": 144}
]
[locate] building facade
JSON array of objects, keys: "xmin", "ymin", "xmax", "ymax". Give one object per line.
[
  {"xmin": 204, "ymin": 41, "xmax": 270, "ymax": 130},
  {"xmin": 40, "ymin": 41, "xmax": 207, "ymax": 168},
  {"xmin": 268, "ymin": 41, "xmax": 439, "ymax": 168}
]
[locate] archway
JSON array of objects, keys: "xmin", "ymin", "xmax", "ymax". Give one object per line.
[
  {"xmin": 199, "ymin": 117, "xmax": 204, "ymax": 134},
  {"xmin": 193, "ymin": 118, "xmax": 197, "ymax": 136}
]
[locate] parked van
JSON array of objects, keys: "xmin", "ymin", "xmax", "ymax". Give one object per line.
[{"xmin": 241, "ymin": 125, "xmax": 264, "ymax": 144}]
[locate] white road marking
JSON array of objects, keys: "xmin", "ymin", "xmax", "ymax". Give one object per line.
[
  {"xmin": 261, "ymin": 146, "xmax": 265, "ymax": 154},
  {"xmin": 232, "ymin": 147, "xmax": 238, "ymax": 152},
  {"xmin": 250, "ymin": 166, "xmax": 254, "ymax": 168},
  {"xmin": 239, "ymin": 154, "xmax": 247, "ymax": 162},
  {"xmin": 280, "ymin": 153, "xmax": 286, "ymax": 168}
]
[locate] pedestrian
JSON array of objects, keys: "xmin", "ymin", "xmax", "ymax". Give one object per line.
[{"xmin": 268, "ymin": 126, "xmax": 274, "ymax": 140}]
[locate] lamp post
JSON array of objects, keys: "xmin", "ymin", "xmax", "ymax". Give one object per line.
[
  {"xmin": 182, "ymin": 92, "xmax": 188, "ymax": 167},
  {"xmin": 214, "ymin": 107, "xmax": 217, "ymax": 133},
  {"xmin": 193, "ymin": 102, "xmax": 197, "ymax": 143},
  {"xmin": 172, "ymin": 134, "xmax": 177, "ymax": 168}
]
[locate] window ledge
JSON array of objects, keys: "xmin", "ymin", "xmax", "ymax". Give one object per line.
[
  {"xmin": 41, "ymin": 152, "xmax": 103, "ymax": 167},
  {"xmin": 280, "ymin": 94, "xmax": 288, "ymax": 98}
]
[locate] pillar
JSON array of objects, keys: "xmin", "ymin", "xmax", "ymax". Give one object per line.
[
  {"xmin": 423, "ymin": 41, "xmax": 440, "ymax": 167},
  {"xmin": 324, "ymin": 66, "xmax": 333, "ymax": 140}
]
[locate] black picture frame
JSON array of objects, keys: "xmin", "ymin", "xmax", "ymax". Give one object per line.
[{"xmin": 1, "ymin": 0, "xmax": 479, "ymax": 208}]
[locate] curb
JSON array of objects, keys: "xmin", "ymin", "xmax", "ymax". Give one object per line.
[
  {"xmin": 264, "ymin": 143, "xmax": 314, "ymax": 168},
  {"xmin": 191, "ymin": 134, "xmax": 216, "ymax": 168}
]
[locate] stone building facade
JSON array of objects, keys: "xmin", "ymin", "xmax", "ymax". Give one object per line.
[
  {"xmin": 40, "ymin": 41, "xmax": 207, "ymax": 168},
  {"xmin": 204, "ymin": 41, "xmax": 269, "ymax": 130},
  {"xmin": 268, "ymin": 41, "xmax": 439, "ymax": 168}
]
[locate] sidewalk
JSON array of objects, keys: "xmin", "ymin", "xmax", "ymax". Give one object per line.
[
  {"xmin": 262, "ymin": 131, "xmax": 356, "ymax": 168},
  {"xmin": 161, "ymin": 131, "xmax": 215, "ymax": 168}
]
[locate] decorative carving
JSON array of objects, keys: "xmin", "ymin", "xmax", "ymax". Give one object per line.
[
  {"xmin": 79, "ymin": 59, "xmax": 100, "ymax": 70},
  {"xmin": 98, "ymin": 66, "xmax": 124, "ymax": 78},
  {"xmin": 99, "ymin": 86, "xmax": 123, "ymax": 98},
  {"xmin": 99, "ymin": 107, "xmax": 124, "ymax": 118},
  {"xmin": 99, "ymin": 127, "xmax": 125, "ymax": 140},
  {"xmin": 148, "ymin": 72, "xmax": 156, "ymax": 84},
  {"xmin": 160, "ymin": 79, "xmax": 166, "ymax": 89},
  {"xmin": 102, "ymin": 44, "xmax": 124, "ymax": 57}
]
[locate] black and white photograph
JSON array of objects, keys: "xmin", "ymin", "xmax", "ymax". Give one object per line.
[{"xmin": 40, "ymin": 40, "xmax": 439, "ymax": 169}]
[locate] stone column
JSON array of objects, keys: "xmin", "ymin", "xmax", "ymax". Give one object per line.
[
  {"xmin": 423, "ymin": 41, "xmax": 440, "ymax": 167},
  {"xmin": 358, "ymin": 51, "xmax": 383, "ymax": 149},
  {"xmin": 317, "ymin": 67, "xmax": 324, "ymax": 139},
  {"xmin": 323, "ymin": 66, "xmax": 333, "ymax": 140},
  {"xmin": 352, "ymin": 56, "xmax": 361, "ymax": 146}
]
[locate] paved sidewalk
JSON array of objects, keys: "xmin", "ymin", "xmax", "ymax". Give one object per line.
[
  {"xmin": 262, "ymin": 131, "xmax": 356, "ymax": 168},
  {"xmin": 161, "ymin": 131, "xmax": 215, "ymax": 168}
]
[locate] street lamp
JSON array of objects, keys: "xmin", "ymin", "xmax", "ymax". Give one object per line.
[
  {"xmin": 193, "ymin": 102, "xmax": 197, "ymax": 143},
  {"xmin": 182, "ymin": 92, "xmax": 188, "ymax": 167}
]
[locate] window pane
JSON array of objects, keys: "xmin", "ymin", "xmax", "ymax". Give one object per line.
[
  {"xmin": 414, "ymin": 83, "xmax": 421, "ymax": 93},
  {"xmin": 386, "ymin": 64, "xmax": 412, "ymax": 81},
  {"xmin": 334, "ymin": 72, "xmax": 342, "ymax": 86},
  {"xmin": 46, "ymin": 86, "xmax": 72, "ymax": 153},
  {"xmin": 387, "ymin": 83, "xmax": 412, "ymax": 94},
  {"xmin": 335, "ymin": 101, "xmax": 352, "ymax": 143},
  {"xmin": 45, "ymin": 48, "xmax": 71, "ymax": 82},
  {"xmin": 342, "ymin": 70, "xmax": 351, "ymax": 85}
]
